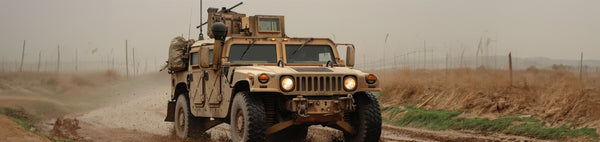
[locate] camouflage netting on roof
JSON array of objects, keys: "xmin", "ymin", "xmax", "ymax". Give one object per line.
[{"xmin": 168, "ymin": 36, "xmax": 189, "ymax": 72}]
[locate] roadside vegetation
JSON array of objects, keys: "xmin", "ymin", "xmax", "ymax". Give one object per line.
[
  {"xmin": 1, "ymin": 107, "xmax": 35, "ymax": 131},
  {"xmin": 382, "ymin": 106, "xmax": 599, "ymax": 141},
  {"xmin": 1, "ymin": 107, "xmax": 74, "ymax": 142}
]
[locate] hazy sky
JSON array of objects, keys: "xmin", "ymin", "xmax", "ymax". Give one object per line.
[{"xmin": 1, "ymin": 0, "xmax": 599, "ymax": 67}]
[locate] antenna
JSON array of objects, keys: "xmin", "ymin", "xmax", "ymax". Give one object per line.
[
  {"xmin": 187, "ymin": 8, "xmax": 192, "ymax": 40},
  {"xmin": 197, "ymin": 0, "xmax": 204, "ymax": 40}
]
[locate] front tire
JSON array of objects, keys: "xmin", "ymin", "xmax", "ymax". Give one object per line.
[
  {"xmin": 344, "ymin": 92, "xmax": 382, "ymax": 142},
  {"xmin": 174, "ymin": 95, "xmax": 202, "ymax": 138},
  {"xmin": 230, "ymin": 91, "xmax": 266, "ymax": 142}
]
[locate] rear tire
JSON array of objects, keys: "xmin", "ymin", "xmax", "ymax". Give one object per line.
[
  {"xmin": 344, "ymin": 92, "xmax": 382, "ymax": 142},
  {"xmin": 230, "ymin": 91, "xmax": 266, "ymax": 142},
  {"xmin": 174, "ymin": 95, "xmax": 203, "ymax": 138}
]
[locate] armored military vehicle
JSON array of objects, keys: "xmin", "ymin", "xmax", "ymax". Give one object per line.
[{"xmin": 164, "ymin": 3, "xmax": 381, "ymax": 142}]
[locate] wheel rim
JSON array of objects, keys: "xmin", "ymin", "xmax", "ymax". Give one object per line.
[
  {"xmin": 235, "ymin": 109, "xmax": 245, "ymax": 139},
  {"xmin": 177, "ymin": 106, "xmax": 185, "ymax": 133}
]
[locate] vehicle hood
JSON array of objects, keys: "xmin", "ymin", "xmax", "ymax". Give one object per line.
[{"xmin": 231, "ymin": 66, "xmax": 366, "ymax": 76}]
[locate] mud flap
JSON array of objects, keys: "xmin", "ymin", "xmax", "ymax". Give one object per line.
[{"xmin": 164, "ymin": 100, "xmax": 176, "ymax": 122}]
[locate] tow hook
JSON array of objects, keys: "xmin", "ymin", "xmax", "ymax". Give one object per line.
[
  {"xmin": 293, "ymin": 96, "xmax": 309, "ymax": 117},
  {"xmin": 347, "ymin": 94, "xmax": 355, "ymax": 104},
  {"xmin": 297, "ymin": 103, "xmax": 309, "ymax": 117},
  {"xmin": 340, "ymin": 94, "xmax": 356, "ymax": 112}
]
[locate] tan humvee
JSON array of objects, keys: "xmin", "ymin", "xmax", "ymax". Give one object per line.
[{"xmin": 164, "ymin": 3, "xmax": 382, "ymax": 142}]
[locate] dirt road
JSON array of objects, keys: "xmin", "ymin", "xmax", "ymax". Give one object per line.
[
  {"xmin": 36, "ymin": 73, "xmax": 547, "ymax": 142},
  {"xmin": 0, "ymin": 114, "xmax": 50, "ymax": 142}
]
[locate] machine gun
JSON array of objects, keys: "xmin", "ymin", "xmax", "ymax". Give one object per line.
[
  {"xmin": 220, "ymin": 2, "xmax": 243, "ymax": 13},
  {"xmin": 197, "ymin": 2, "xmax": 244, "ymax": 40}
]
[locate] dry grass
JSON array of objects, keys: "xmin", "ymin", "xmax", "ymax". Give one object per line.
[
  {"xmin": 0, "ymin": 70, "xmax": 126, "ymax": 119},
  {"xmin": 375, "ymin": 67, "xmax": 600, "ymax": 135}
]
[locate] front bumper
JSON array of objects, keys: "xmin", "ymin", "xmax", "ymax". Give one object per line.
[
  {"xmin": 265, "ymin": 95, "xmax": 357, "ymax": 134},
  {"xmin": 287, "ymin": 95, "xmax": 355, "ymax": 118}
]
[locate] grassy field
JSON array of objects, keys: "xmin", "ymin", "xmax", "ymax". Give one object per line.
[
  {"xmin": 376, "ymin": 67, "xmax": 600, "ymax": 141},
  {"xmin": 382, "ymin": 106, "xmax": 598, "ymax": 141}
]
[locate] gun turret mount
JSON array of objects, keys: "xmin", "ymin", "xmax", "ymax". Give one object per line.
[{"xmin": 206, "ymin": 3, "xmax": 285, "ymax": 38}]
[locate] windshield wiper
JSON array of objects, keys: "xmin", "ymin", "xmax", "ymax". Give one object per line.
[
  {"xmin": 291, "ymin": 38, "xmax": 313, "ymax": 56},
  {"xmin": 240, "ymin": 39, "xmax": 257, "ymax": 59}
]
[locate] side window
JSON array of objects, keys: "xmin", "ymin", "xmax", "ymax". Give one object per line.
[
  {"xmin": 209, "ymin": 49, "xmax": 214, "ymax": 65},
  {"xmin": 259, "ymin": 18, "xmax": 280, "ymax": 32},
  {"xmin": 191, "ymin": 52, "xmax": 199, "ymax": 65}
]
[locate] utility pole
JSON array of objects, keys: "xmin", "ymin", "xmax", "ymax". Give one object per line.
[
  {"xmin": 19, "ymin": 40, "xmax": 25, "ymax": 72},
  {"xmin": 126, "ymin": 40, "xmax": 129, "ymax": 78},
  {"xmin": 37, "ymin": 51, "xmax": 41, "ymax": 72}
]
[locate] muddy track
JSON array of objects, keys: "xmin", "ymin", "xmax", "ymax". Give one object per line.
[
  {"xmin": 33, "ymin": 74, "xmax": 549, "ymax": 142},
  {"xmin": 65, "ymin": 91, "xmax": 547, "ymax": 141}
]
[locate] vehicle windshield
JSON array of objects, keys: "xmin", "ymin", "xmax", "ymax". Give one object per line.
[
  {"xmin": 229, "ymin": 44, "xmax": 277, "ymax": 64},
  {"xmin": 285, "ymin": 44, "xmax": 335, "ymax": 64}
]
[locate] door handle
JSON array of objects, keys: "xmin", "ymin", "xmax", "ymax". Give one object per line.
[{"xmin": 203, "ymin": 71, "xmax": 209, "ymax": 81}]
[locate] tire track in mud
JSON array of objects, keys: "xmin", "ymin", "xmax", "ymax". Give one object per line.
[
  {"xmin": 379, "ymin": 125, "xmax": 549, "ymax": 142},
  {"xmin": 45, "ymin": 74, "xmax": 548, "ymax": 142}
]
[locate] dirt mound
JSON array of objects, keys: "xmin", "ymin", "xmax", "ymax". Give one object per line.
[
  {"xmin": 378, "ymin": 68, "xmax": 600, "ymax": 133},
  {"xmin": 50, "ymin": 117, "xmax": 82, "ymax": 140}
]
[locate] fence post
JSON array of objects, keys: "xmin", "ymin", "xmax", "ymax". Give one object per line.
[
  {"xmin": 75, "ymin": 48, "xmax": 78, "ymax": 72},
  {"xmin": 579, "ymin": 52, "xmax": 583, "ymax": 81},
  {"xmin": 509, "ymin": 52, "xmax": 512, "ymax": 86},
  {"xmin": 57, "ymin": 45, "xmax": 60, "ymax": 73},
  {"xmin": 133, "ymin": 48, "xmax": 136, "ymax": 77},
  {"xmin": 19, "ymin": 40, "xmax": 25, "ymax": 72},
  {"xmin": 126, "ymin": 40, "xmax": 129, "ymax": 79},
  {"xmin": 37, "ymin": 51, "xmax": 41, "ymax": 72},
  {"xmin": 423, "ymin": 40, "xmax": 426, "ymax": 69}
]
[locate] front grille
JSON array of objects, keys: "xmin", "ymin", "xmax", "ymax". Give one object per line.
[{"xmin": 295, "ymin": 75, "xmax": 344, "ymax": 93}]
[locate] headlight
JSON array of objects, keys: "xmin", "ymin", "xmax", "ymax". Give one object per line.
[
  {"xmin": 280, "ymin": 76, "xmax": 294, "ymax": 92},
  {"xmin": 366, "ymin": 74, "xmax": 377, "ymax": 84},
  {"xmin": 343, "ymin": 76, "xmax": 357, "ymax": 91}
]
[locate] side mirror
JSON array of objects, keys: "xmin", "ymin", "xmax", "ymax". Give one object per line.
[
  {"xmin": 346, "ymin": 45, "xmax": 355, "ymax": 67},
  {"xmin": 200, "ymin": 46, "xmax": 210, "ymax": 68}
]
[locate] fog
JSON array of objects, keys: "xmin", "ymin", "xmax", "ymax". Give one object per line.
[{"xmin": 1, "ymin": 0, "xmax": 599, "ymax": 72}]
